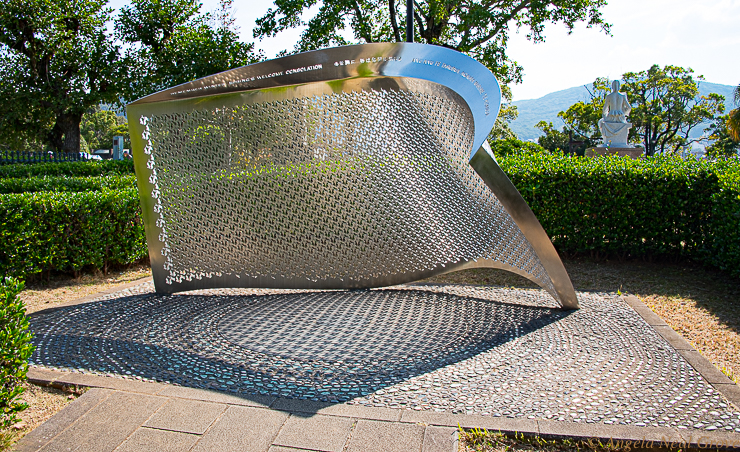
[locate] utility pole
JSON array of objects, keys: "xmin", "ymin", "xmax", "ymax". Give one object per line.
[{"xmin": 406, "ymin": 0, "xmax": 413, "ymax": 42}]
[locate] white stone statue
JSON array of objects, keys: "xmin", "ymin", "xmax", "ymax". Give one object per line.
[{"xmin": 598, "ymin": 80, "xmax": 633, "ymax": 147}]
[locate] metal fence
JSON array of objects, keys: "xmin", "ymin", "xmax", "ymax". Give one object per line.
[{"xmin": 0, "ymin": 150, "xmax": 85, "ymax": 165}]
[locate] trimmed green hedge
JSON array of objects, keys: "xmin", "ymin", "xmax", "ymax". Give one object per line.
[
  {"xmin": 498, "ymin": 152, "xmax": 740, "ymax": 277},
  {"xmin": 0, "ymin": 189, "xmax": 147, "ymax": 278},
  {"xmin": 0, "ymin": 150, "xmax": 738, "ymax": 280},
  {"xmin": 0, "ymin": 160, "xmax": 134, "ymax": 179},
  {"xmin": 0, "ymin": 175, "xmax": 136, "ymax": 194},
  {"xmin": 0, "ymin": 277, "xmax": 33, "ymax": 430}
]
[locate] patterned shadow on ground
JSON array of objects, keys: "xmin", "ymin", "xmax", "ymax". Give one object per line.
[{"xmin": 29, "ymin": 288, "xmax": 564, "ymax": 403}]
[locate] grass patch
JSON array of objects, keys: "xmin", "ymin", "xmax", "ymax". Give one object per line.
[
  {"xmin": 458, "ymin": 427, "xmax": 726, "ymax": 452},
  {"xmin": 460, "ymin": 428, "xmax": 632, "ymax": 452}
]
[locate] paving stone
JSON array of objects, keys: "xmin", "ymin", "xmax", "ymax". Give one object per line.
[
  {"xmin": 537, "ymin": 419, "xmax": 684, "ymax": 444},
  {"xmin": 273, "ymin": 414, "xmax": 353, "ymax": 452},
  {"xmin": 676, "ymin": 350, "xmax": 735, "ymax": 384},
  {"xmin": 14, "ymin": 388, "xmax": 112, "ymax": 452},
  {"xmin": 38, "ymin": 391, "xmax": 167, "ymax": 452},
  {"xmin": 422, "ymin": 426, "xmax": 458, "ymax": 452},
  {"xmin": 268, "ymin": 447, "xmax": 322, "ymax": 452},
  {"xmin": 114, "ymin": 427, "xmax": 199, "ymax": 452},
  {"xmin": 144, "ymin": 398, "xmax": 226, "ymax": 434},
  {"xmin": 712, "ymin": 383, "xmax": 740, "ymax": 411},
  {"xmin": 51, "ymin": 372, "xmax": 164, "ymax": 394},
  {"xmin": 191, "ymin": 406, "xmax": 288, "ymax": 452},
  {"xmin": 157, "ymin": 385, "xmax": 275, "ymax": 407},
  {"xmin": 651, "ymin": 325, "xmax": 694, "ymax": 350},
  {"xmin": 346, "ymin": 419, "xmax": 424, "ymax": 452},
  {"xmin": 26, "ymin": 367, "xmax": 62, "ymax": 386},
  {"xmin": 402, "ymin": 411, "xmax": 538, "ymax": 435},
  {"xmin": 271, "ymin": 397, "xmax": 400, "ymax": 421}
]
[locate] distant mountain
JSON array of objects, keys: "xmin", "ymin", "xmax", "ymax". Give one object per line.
[{"xmin": 510, "ymin": 82, "xmax": 736, "ymax": 142}]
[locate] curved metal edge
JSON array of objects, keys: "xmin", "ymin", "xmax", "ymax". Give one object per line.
[
  {"xmin": 127, "ymin": 42, "xmax": 501, "ymax": 155},
  {"xmin": 469, "ymin": 143, "xmax": 579, "ymax": 309}
]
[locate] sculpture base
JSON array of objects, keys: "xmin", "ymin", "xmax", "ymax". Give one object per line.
[{"xmin": 585, "ymin": 147, "xmax": 644, "ymax": 159}]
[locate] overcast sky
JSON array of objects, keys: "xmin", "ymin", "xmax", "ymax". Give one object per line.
[{"xmin": 111, "ymin": 0, "xmax": 740, "ymax": 101}]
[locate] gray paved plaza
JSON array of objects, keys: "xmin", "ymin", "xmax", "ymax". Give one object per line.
[{"xmin": 22, "ymin": 281, "xmax": 740, "ymax": 451}]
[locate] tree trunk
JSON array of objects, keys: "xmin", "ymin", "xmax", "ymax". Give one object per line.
[{"xmin": 46, "ymin": 112, "xmax": 83, "ymax": 153}]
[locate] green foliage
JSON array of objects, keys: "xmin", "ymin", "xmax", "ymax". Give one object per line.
[
  {"xmin": 706, "ymin": 115, "xmax": 740, "ymax": 159},
  {"xmin": 80, "ymin": 109, "xmax": 129, "ymax": 151},
  {"xmin": 623, "ymin": 65, "xmax": 725, "ymax": 156},
  {"xmin": 0, "ymin": 160, "xmax": 134, "ymax": 179},
  {"xmin": 0, "ymin": 175, "xmax": 136, "ymax": 194},
  {"xmin": 535, "ymin": 121, "xmax": 570, "ymax": 153},
  {"xmin": 117, "ymin": 0, "xmax": 261, "ymax": 101},
  {"xmin": 253, "ymin": 0, "xmax": 609, "ymax": 86},
  {"xmin": 488, "ymin": 138, "xmax": 547, "ymax": 158},
  {"xmin": 0, "ymin": 189, "xmax": 147, "ymax": 278},
  {"xmin": 0, "ymin": 277, "xmax": 34, "ymax": 430},
  {"xmin": 488, "ymin": 100, "xmax": 519, "ymax": 141},
  {"xmin": 557, "ymin": 78, "xmax": 611, "ymax": 147},
  {"xmin": 727, "ymin": 84, "xmax": 740, "ymax": 142},
  {"xmin": 0, "ymin": 0, "xmax": 125, "ymax": 153},
  {"xmin": 497, "ymin": 152, "xmax": 740, "ymax": 277}
]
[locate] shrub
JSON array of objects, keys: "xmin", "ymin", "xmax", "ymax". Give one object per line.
[
  {"xmin": 488, "ymin": 137, "xmax": 548, "ymax": 158},
  {"xmin": 0, "ymin": 160, "xmax": 134, "ymax": 179},
  {"xmin": 0, "ymin": 189, "xmax": 147, "ymax": 278},
  {"xmin": 497, "ymin": 151, "xmax": 740, "ymax": 277},
  {"xmin": 0, "ymin": 277, "xmax": 34, "ymax": 430},
  {"xmin": 0, "ymin": 175, "xmax": 136, "ymax": 194}
]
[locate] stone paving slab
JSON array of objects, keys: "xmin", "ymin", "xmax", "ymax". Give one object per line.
[
  {"xmin": 144, "ymin": 398, "xmax": 226, "ymax": 434},
  {"xmin": 272, "ymin": 414, "xmax": 354, "ymax": 452},
  {"xmin": 37, "ymin": 391, "xmax": 167, "ymax": 452},
  {"xmin": 422, "ymin": 426, "xmax": 459, "ymax": 452},
  {"xmin": 17, "ymin": 283, "xmax": 740, "ymax": 451},
  {"xmin": 17, "ymin": 368, "xmax": 740, "ymax": 451},
  {"xmin": 14, "ymin": 388, "xmax": 113, "ymax": 452},
  {"xmin": 190, "ymin": 406, "xmax": 289, "ymax": 452},
  {"xmin": 346, "ymin": 419, "xmax": 425, "ymax": 452},
  {"xmin": 115, "ymin": 427, "xmax": 200, "ymax": 452}
]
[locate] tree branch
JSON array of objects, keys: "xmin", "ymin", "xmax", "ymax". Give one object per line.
[{"xmin": 389, "ymin": 0, "xmax": 401, "ymax": 42}]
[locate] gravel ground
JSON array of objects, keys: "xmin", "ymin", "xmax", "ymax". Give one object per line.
[
  {"xmin": 429, "ymin": 259, "xmax": 740, "ymax": 384},
  {"xmin": 27, "ymin": 282, "xmax": 740, "ymax": 432}
]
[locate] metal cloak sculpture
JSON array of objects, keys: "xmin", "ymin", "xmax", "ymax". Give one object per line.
[{"xmin": 127, "ymin": 43, "xmax": 579, "ymax": 309}]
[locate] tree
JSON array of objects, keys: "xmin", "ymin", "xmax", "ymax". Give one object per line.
[
  {"xmin": 550, "ymin": 66, "xmax": 726, "ymax": 157},
  {"xmin": 0, "ymin": 0, "xmax": 125, "ymax": 153},
  {"xmin": 705, "ymin": 114, "xmax": 740, "ymax": 159},
  {"xmin": 556, "ymin": 77, "xmax": 611, "ymax": 147},
  {"xmin": 80, "ymin": 108, "xmax": 129, "ymax": 151},
  {"xmin": 727, "ymin": 84, "xmax": 740, "ymax": 141},
  {"xmin": 253, "ymin": 0, "xmax": 609, "ymax": 88},
  {"xmin": 488, "ymin": 86, "xmax": 519, "ymax": 140},
  {"xmin": 622, "ymin": 65, "xmax": 725, "ymax": 156},
  {"xmin": 117, "ymin": 0, "xmax": 262, "ymax": 101},
  {"xmin": 535, "ymin": 121, "xmax": 568, "ymax": 152}
]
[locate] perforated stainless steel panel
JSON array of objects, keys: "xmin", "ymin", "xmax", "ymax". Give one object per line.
[{"xmin": 128, "ymin": 43, "xmax": 578, "ymax": 308}]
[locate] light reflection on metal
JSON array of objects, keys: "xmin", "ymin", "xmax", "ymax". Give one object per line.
[{"xmin": 127, "ymin": 42, "xmax": 579, "ymax": 309}]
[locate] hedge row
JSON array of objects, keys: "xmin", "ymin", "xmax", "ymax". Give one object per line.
[
  {"xmin": 0, "ymin": 175, "xmax": 137, "ymax": 194},
  {"xmin": 497, "ymin": 151, "xmax": 740, "ymax": 277},
  {"xmin": 0, "ymin": 189, "xmax": 147, "ymax": 278},
  {"xmin": 0, "ymin": 277, "xmax": 34, "ymax": 430},
  {"xmin": 1, "ymin": 152, "xmax": 738, "ymax": 279},
  {"xmin": 0, "ymin": 160, "xmax": 134, "ymax": 179}
]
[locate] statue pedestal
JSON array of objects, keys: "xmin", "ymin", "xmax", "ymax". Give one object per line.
[{"xmin": 585, "ymin": 147, "xmax": 644, "ymax": 159}]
